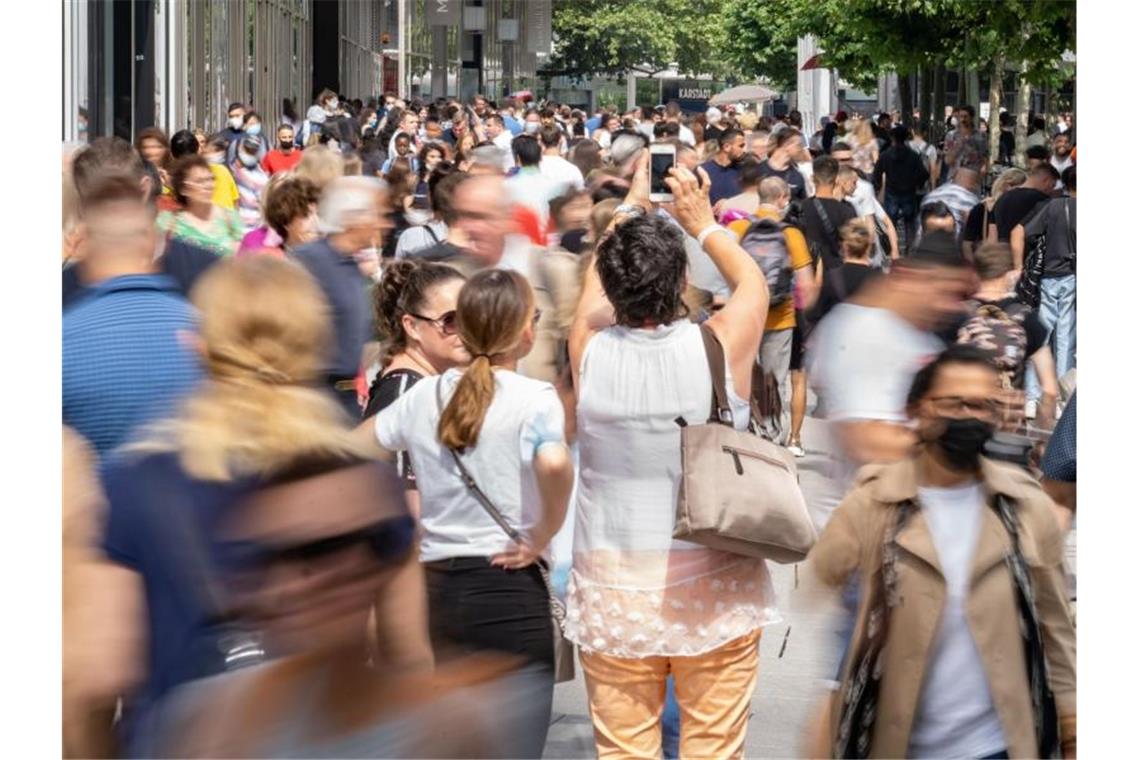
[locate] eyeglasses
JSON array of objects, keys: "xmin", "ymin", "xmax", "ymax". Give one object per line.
[
  {"xmin": 927, "ymin": 396, "xmax": 999, "ymax": 418},
  {"xmin": 185, "ymin": 175, "xmax": 215, "ymax": 187},
  {"xmin": 410, "ymin": 309, "xmax": 458, "ymax": 336}
]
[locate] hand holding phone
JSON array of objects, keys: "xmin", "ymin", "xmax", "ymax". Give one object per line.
[{"xmin": 649, "ymin": 143, "xmax": 676, "ymax": 203}]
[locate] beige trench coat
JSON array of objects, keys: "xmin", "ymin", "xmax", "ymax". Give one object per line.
[{"xmin": 811, "ymin": 457, "xmax": 1076, "ymax": 759}]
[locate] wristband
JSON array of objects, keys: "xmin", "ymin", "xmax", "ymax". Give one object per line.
[{"xmin": 697, "ymin": 224, "xmax": 727, "ymax": 248}]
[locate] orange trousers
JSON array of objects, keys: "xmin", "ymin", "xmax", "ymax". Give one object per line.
[{"xmin": 579, "ymin": 630, "xmax": 762, "ymax": 760}]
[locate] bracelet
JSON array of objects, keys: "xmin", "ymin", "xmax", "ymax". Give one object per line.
[{"xmin": 697, "ymin": 224, "xmax": 727, "ymax": 248}]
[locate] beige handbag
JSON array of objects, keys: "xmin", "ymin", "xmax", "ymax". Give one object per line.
[{"xmin": 673, "ymin": 325, "xmax": 817, "ymax": 563}]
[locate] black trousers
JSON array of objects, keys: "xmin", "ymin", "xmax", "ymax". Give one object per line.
[
  {"xmin": 424, "ymin": 557, "xmax": 554, "ymax": 667},
  {"xmin": 424, "ymin": 558, "xmax": 554, "ymax": 757}
]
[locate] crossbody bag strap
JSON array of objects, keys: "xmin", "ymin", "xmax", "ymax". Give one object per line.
[
  {"xmin": 433, "ymin": 378, "xmax": 522, "ymax": 543},
  {"xmin": 698, "ymin": 323, "xmax": 733, "ymax": 425},
  {"xmin": 812, "ymin": 198, "xmax": 842, "ymax": 261}
]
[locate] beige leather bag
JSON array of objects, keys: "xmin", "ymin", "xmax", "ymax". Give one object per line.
[{"xmin": 673, "ymin": 325, "xmax": 817, "ymax": 563}]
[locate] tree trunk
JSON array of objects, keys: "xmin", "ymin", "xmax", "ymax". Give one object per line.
[
  {"xmin": 920, "ymin": 66, "xmax": 933, "ymax": 128},
  {"xmin": 956, "ymin": 66, "xmax": 967, "ymax": 106},
  {"xmin": 899, "ymin": 69, "xmax": 914, "ymax": 127},
  {"xmin": 1014, "ymin": 62, "xmax": 1031, "ymax": 168},
  {"xmin": 933, "ymin": 62, "xmax": 947, "ymax": 142},
  {"xmin": 989, "ymin": 56, "xmax": 1004, "ymax": 163}
]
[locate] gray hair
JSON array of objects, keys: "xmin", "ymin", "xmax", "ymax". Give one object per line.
[{"xmin": 318, "ymin": 176, "xmax": 388, "ymax": 234}]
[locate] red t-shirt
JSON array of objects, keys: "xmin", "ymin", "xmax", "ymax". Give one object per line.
[{"xmin": 261, "ymin": 149, "xmax": 303, "ymax": 175}]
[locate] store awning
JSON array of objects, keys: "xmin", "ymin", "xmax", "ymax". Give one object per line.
[{"xmin": 708, "ymin": 84, "xmax": 778, "ymax": 105}]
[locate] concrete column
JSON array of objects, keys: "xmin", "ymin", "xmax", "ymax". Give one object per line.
[
  {"xmin": 627, "ymin": 70, "xmax": 637, "ymax": 111},
  {"xmin": 431, "ymin": 25, "xmax": 448, "ymax": 97}
]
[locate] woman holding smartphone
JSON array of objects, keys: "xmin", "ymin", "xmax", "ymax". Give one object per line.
[{"xmin": 566, "ymin": 153, "xmax": 775, "ymax": 759}]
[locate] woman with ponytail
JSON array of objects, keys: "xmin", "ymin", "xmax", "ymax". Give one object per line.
[
  {"xmin": 80, "ymin": 257, "xmax": 432, "ymax": 756},
  {"xmin": 368, "ymin": 268, "xmax": 575, "ymax": 755},
  {"xmin": 363, "ymin": 259, "xmax": 466, "ymax": 509}
]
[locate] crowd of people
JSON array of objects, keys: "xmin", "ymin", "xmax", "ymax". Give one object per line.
[{"xmin": 62, "ymin": 88, "xmax": 1077, "ymax": 759}]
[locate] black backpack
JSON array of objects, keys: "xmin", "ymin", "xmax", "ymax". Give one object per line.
[{"xmin": 739, "ymin": 217, "xmax": 794, "ymax": 306}]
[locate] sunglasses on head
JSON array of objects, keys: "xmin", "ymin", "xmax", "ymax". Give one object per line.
[{"xmin": 221, "ymin": 514, "xmax": 416, "ymax": 572}]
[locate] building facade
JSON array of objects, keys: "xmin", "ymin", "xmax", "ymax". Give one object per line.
[{"xmin": 63, "ymin": 0, "xmax": 549, "ymax": 143}]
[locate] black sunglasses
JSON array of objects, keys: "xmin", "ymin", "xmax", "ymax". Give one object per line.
[
  {"xmin": 221, "ymin": 515, "xmax": 416, "ymax": 572},
  {"xmin": 410, "ymin": 310, "xmax": 458, "ymax": 336}
]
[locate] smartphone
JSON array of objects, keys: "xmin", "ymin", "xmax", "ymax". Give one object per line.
[{"xmin": 649, "ymin": 143, "xmax": 676, "ymax": 203}]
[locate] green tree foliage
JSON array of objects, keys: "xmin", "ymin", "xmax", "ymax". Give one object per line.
[{"xmin": 542, "ymin": 0, "xmax": 731, "ymax": 81}]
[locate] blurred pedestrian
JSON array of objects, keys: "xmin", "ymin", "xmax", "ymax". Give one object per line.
[
  {"xmin": 159, "ymin": 155, "xmax": 244, "ymax": 257},
  {"xmin": 811, "ymin": 345, "xmax": 1075, "ymax": 760},
  {"xmin": 293, "ymin": 176, "xmax": 391, "ymax": 416},
  {"xmin": 201, "ymin": 135, "xmax": 241, "ymax": 211},
  {"xmin": 260, "ymin": 123, "xmax": 303, "ymax": 175},
  {"xmin": 236, "ymin": 176, "xmax": 320, "ymax": 258},
  {"xmin": 231, "ymin": 135, "xmax": 271, "ymax": 230},
  {"xmin": 63, "ymin": 171, "xmax": 202, "ymax": 457}
]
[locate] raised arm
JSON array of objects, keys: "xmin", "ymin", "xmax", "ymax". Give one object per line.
[{"xmin": 673, "ymin": 168, "xmax": 769, "ymax": 400}]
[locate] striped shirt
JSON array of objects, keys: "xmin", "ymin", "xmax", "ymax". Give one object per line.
[
  {"xmin": 63, "ymin": 274, "xmax": 203, "ymax": 457},
  {"xmin": 921, "ymin": 182, "xmax": 980, "ymax": 236}
]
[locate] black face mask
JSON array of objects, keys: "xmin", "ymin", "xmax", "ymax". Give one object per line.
[{"xmin": 932, "ymin": 417, "xmax": 994, "ymax": 471}]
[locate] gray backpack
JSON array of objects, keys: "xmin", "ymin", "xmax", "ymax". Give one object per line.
[{"xmin": 739, "ymin": 217, "xmax": 794, "ymax": 305}]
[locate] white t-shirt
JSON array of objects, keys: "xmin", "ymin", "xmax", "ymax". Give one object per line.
[
  {"xmin": 847, "ymin": 179, "xmax": 890, "ymax": 263},
  {"xmin": 374, "ymin": 368, "xmax": 567, "ymax": 563},
  {"xmin": 492, "ymin": 131, "xmax": 516, "ymax": 171},
  {"xmin": 678, "ymin": 124, "xmax": 696, "ymax": 147},
  {"xmin": 909, "ymin": 481, "xmax": 1007, "ymax": 759},
  {"xmin": 807, "ymin": 303, "xmax": 944, "ymax": 527},
  {"xmin": 539, "ymin": 154, "xmax": 586, "ymax": 194}
]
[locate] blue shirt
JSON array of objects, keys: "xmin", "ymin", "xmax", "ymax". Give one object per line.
[
  {"xmin": 585, "ymin": 115, "xmax": 602, "ymax": 136},
  {"xmin": 1041, "ymin": 392, "xmax": 1076, "ymax": 482},
  {"xmin": 292, "ymin": 238, "xmax": 373, "ymax": 378},
  {"xmin": 700, "ymin": 159, "xmax": 743, "ymax": 205},
  {"xmin": 62, "ymin": 274, "xmax": 202, "ymax": 457},
  {"xmin": 101, "ymin": 450, "xmax": 258, "ymax": 757},
  {"xmin": 504, "ymin": 114, "xmax": 523, "ymax": 136}
]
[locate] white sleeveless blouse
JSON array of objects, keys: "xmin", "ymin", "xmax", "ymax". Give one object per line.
[{"xmin": 566, "ymin": 321, "xmax": 781, "ymax": 658}]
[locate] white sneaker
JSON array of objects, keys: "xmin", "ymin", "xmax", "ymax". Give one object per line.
[
  {"xmin": 1025, "ymin": 400, "xmax": 1038, "ymax": 419},
  {"xmin": 787, "ymin": 440, "xmax": 806, "ymax": 458}
]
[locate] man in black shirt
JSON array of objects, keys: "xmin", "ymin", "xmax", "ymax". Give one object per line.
[
  {"xmin": 757, "ymin": 130, "xmax": 808, "ymax": 201},
  {"xmin": 998, "ymin": 112, "xmax": 1016, "ymax": 165},
  {"xmin": 873, "ymin": 126, "xmax": 929, "ymax": 255},
  {"xmin": 992, "ymin": 163, "xmax": 1058, "ymax": 241},
  {"xmin": 797, "ymin": 155, "xmax": 858, "ymax": 272}
]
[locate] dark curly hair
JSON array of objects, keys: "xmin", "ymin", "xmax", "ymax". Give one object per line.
[
  {"xmin": 595, "ymin": 214, "xmax": 689, "ymax": 327},
  {"xmin": 265, "ymin": 177, "xmax": 319, "ymax": 242},
  {"xmin": 373, "ymin": 259, "xmax": 466, "ymax": 364}
]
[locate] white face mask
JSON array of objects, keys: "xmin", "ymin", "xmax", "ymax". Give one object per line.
[
  {"xmin": 228, "ymin": 116, "xmax": 243, "ymax": 130},
  {"xmin": 525, "ymin": 122, "xmax": 540, "ymax": 134},
  {"xmin": 405, "ymin": 208, "xmax": 433, "ymax": 227}
]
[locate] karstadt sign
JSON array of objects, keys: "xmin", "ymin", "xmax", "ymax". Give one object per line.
[{"xmin": 660, "ymin": 79, "xmax": 725, "ymax": 113}]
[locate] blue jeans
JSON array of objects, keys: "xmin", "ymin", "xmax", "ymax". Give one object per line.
[
  {"xmin": 662, "ymin": 676, "xmax": 680, "ymax": 759},
  {"xmin": 1025, "ymin": 275, "xmax": 1076, "ymax": 403},
  {"xmin": 883, "ymin": 192, "xmax": 919, "ymax": 255}
]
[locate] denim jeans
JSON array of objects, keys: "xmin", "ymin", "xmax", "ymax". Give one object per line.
[
  {"xmin": 883, "ymin": 192, "xmax": 919, "ymax": 255},
  {"xmin": 662, "ymin": 676, "xmax": 680, "ymax": 759},
  {"xmin": 1025, "ymin": 275, "xmax": 1077, "ymax": 403}
]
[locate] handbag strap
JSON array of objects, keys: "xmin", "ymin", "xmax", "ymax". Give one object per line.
[{"xmin": 698, "ymin": 323, "xmax": 733, "ymax": 426}]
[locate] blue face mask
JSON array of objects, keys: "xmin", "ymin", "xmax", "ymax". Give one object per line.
[
  {"xmin": 246, "ymin": 123, "xmax": 262, "ymax": 136},
  {"xmin": 239, "ymin": 152, "xmax": 259, "ymax": 168}
]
